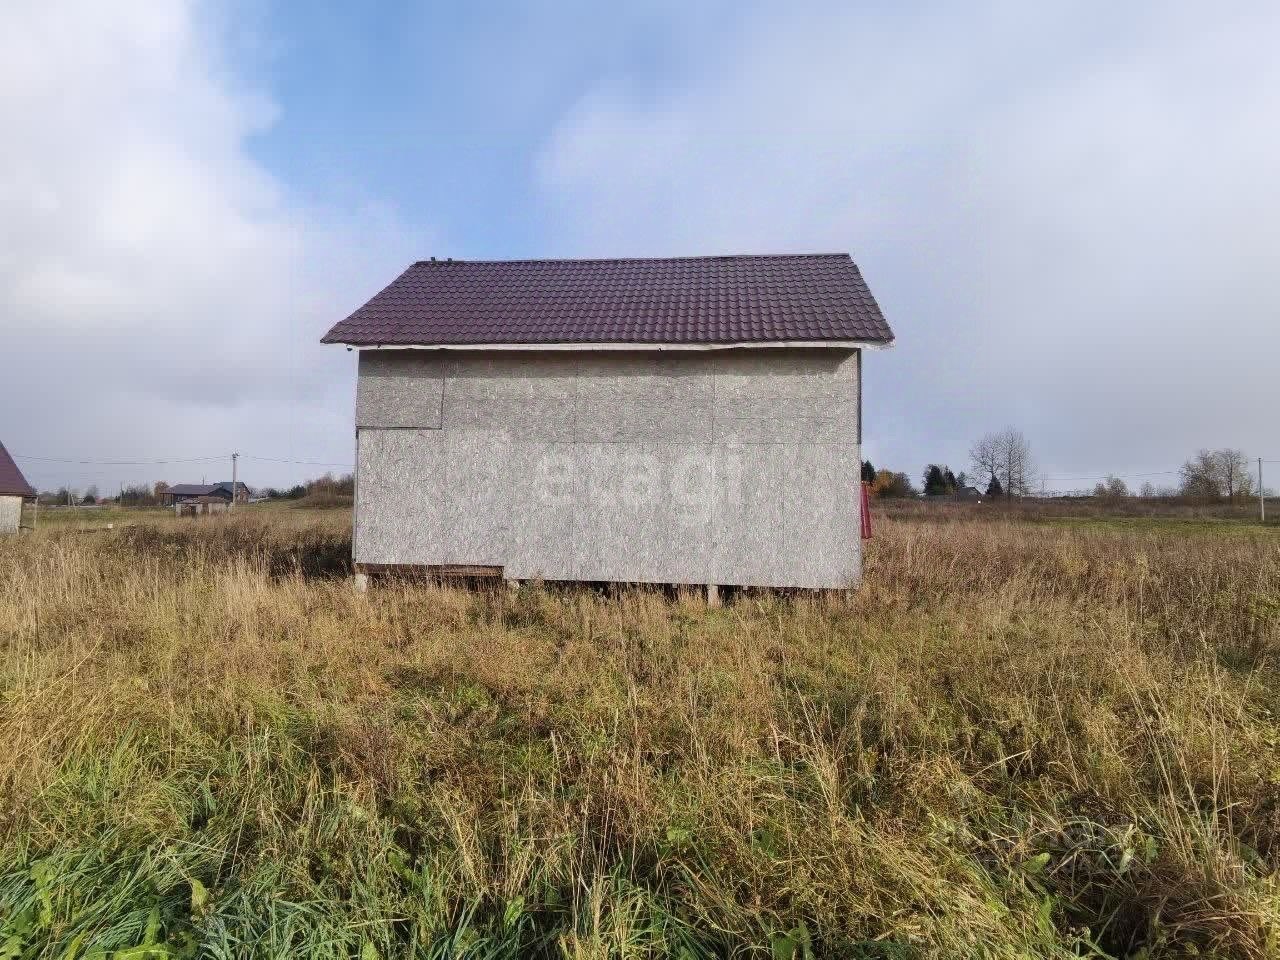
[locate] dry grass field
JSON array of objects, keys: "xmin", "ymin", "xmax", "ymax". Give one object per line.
[{"xmin": 1, "ymin": 505, "xmax": 1278, "ymax": 958}]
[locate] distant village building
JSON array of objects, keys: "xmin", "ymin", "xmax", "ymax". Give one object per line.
[
  {"xmin": 166, "ymin": 481, "xmax": 250, "ymax": 516},
  {"xmin": 322, "ymin": 254, "xmax": 895, "ymax": 591},
  {"xmin": 174, "ymin": 496, "xmax": 229, "ymax": 517},
  {"xmin": 0, "ymin": 442, "xmax": 35, "ymax": 535}
]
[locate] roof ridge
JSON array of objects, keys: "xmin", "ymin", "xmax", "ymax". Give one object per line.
[{"xmin": 409, "ymin": 252, "xmax": 852, "ymax": 267}]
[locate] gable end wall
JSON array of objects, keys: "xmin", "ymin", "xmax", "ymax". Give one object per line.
[{"xmin": 353, "ymin": 348, "xmax": 862, "ymax": 588}]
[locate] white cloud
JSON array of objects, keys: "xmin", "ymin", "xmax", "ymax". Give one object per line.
[
  {"xmin": 4, "ymin": 1, "xmax": 1276, "ymax": 495},
  {"xmin": 537, "ymin": 1, "xmax": 1280, "ymax": 486},
  {"xmin": 0, "ymin": 1, "xmax": 424, "ymax": 491}
]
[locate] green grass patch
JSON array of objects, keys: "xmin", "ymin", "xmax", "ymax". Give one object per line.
[{"xmin": 1031, "ymin": 514, "xmax": 1280, "ymax": 536}]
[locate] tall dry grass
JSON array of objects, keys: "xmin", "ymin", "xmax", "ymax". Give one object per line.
[{"xmin": 0, "ymin": 512, "xmax": 1277, "ymax": 958}]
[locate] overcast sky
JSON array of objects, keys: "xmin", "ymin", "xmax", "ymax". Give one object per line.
[{"xmin": 2, "ymin": 0, "xmax": 1277, "ymax": 494}]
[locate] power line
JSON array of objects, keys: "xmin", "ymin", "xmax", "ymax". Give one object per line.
[
  {"xmin": 1040, "ymin": 470, "xmax": 1181, "ymax": 482},
  {"xmin": 240, "ymin": 454, "xmax": 354, "ymax": 467},
  {"xmin": 23, "ymin": 470, "xmax": 115, "ymax": 478},
  {"xmin": 14, "ymin": 452, "xmax": 354, "ymax": 469},
  {"xmin": 14, "ymin": 453, "xmax": 225, "ymax": 465}
]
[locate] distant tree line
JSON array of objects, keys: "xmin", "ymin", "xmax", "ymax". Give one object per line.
[
  {"xmin": 861, "ymin": 425, "xmax": 1036, "ymax": 501},
  {"xmin": 861, "ymin": 434, "xmax": 1266, "ymax": 505},
  {"xmin": 37, "ymin": 473, "xmax": 356, "ymax": 507},
  {"xmin": 257, "ymin": 472, "xmax": 355, "ymax": 502},
  {"xmin": 1083, "ymin": 449, "xmax": 1259, "ymax": 502},
  {"xmin": 257, "ymin": 484, "xmax": 310, "ymax": 500},
  {"xmin": 38, "ymin": 485, "xmax": 102, "ymax": 506}
]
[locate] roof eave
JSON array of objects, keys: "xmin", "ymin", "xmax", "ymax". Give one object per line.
[{"xmin": 326, "ymin": 338, "xmax": 894, "ymax": 352}]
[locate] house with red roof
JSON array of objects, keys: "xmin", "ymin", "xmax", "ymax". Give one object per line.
[
  {"xmin": 322, "ymin": 254, "xmax": 894, "ymax": 595},
  {"xmin": 0, "ymin": 442, "xmax": 35, "ymax": 534}
]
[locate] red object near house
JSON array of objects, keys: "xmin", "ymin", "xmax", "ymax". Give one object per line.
[{"xmin": 860, "ymin": 482, "xmax": 873, "ymax": 539}]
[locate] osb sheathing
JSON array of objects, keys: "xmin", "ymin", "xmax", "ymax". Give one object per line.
[{"xmin": 351, "ymin": 349, "xmax": 862, "ymax": 588}]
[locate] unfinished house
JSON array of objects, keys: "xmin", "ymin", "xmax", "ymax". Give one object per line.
[
  {"xmin": 0, "ymin": 442, "xmax": 35, "ymax": 534},
  {"xmin": 321, "ymin": 254, "xmax": 895, "ymax": 592},
  {"xmin": 172, "ymin": 496, "xmax": 230, "ymax": 518}
]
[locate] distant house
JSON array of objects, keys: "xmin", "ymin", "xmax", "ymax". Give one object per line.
[
  {"xmin": 322, "ymin": 254, "xmax": 896, "ymax": 592},
  {"xmin": 0, "ymin": 442, "xmax": 35, "ymax": 534},
  {"xmin": 166, "ymin": 481, "xmax": 250, "ymax": 515},
  {"xmin": 166, "ymin": 481, "xmax": 250, "ymax": 503}
]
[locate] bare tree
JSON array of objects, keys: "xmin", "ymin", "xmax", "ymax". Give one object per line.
[
  {"xmin": 1138, "ymin": 481, "xmax": 1157, "ymax": 499},
  {"xmin": 1093, "ymin": 475, "xmax": 1129, "ymax": 499},
  {"xmin": 1179, "ymin": 449, "xmax": 1221, "ymax": 499},
  {"xmin": 1215, "ymin": 449, "xmax": 1253, "ymax": 502},
  {"xmin": 970, "ymin": 433, "xmax": 1001, "ymax": 494},
  {"xmin": 1001, "ymin": 428, "xmax": 1034, "ymax": 496},
  {"xmin": 1179, "ymin": 448, "xmax": 1255, "ymax": 501},
  {"xmin": 971, "ymin": 427, "xmax": 1035, "ymax": 498}
]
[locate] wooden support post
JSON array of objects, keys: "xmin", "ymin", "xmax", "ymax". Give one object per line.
[
  {"xmin": 353, "ymin": 573, "xmax": 369, "ymax": 594},
  {"xmin": 707, "ymin": 583, "xmax": 721, "ymax": 608}
]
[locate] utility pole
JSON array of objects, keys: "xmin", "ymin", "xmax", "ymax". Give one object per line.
[
  {"xmin": 230, "ymin": 452, "xmax": 239, "ymax": 514},
  {"xmin": 1260, "ymin": 458, "xmax": 1266, "ymax": 523}
]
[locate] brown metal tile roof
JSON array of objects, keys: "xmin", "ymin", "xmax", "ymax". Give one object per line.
[
  {"xmin": 321, "ymin": 254, "xmax": 893, "ymax": 347},
  {"xmin": 0, "ymin": 442, "xmax": 35, "ymax": 498}
]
